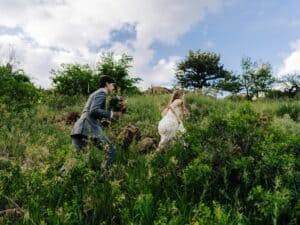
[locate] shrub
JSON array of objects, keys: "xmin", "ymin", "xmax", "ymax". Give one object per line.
[
  {"xmin": 0, "ymin": 64, "xmax": 40, "ymax": 110},
  {"xmin": 276, "ymin": 103, "xmax": 300, "ymax": 122}
]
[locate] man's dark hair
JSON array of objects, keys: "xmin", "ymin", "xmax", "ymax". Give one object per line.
[{"xmin": 99, "ymin": 75, "xmax": 115, "ymax": 88}]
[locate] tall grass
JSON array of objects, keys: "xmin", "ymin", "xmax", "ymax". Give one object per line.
[{"xmin": 0, "ymin": 93, "xmax": 299, "ymax": 224}]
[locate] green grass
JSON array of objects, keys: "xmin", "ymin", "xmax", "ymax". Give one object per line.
[{"xmin": 0, "ymin": 93, "xmax": 299, "ymax": 225}]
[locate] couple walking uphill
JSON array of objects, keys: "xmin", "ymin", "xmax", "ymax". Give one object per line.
[{"xmin": 68, "ymin": 75, "xmax": 187, "ymax": 173}]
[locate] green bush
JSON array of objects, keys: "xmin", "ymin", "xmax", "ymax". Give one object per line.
[
  {"xmin": 0, "ymin": 64, "xmax": 40, "ymax": 110},
  {"xmin": 276, "ymin": 103, "xmax": 300, "ymax": 122},
  {"xmin": 1, "ymin": 92, "xmax": 299, "ymax": 224},
  {"xmin": 51, "ymin": 64, "xmax": 99, "ymax": 96}
]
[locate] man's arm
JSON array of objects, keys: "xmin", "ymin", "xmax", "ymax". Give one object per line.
[{"xmin": 90, "ymin": 92, "xmax": 112, "ymax": 119}]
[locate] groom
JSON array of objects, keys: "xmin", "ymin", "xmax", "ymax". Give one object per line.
[{"xmin": 70, "ymin": 75, "xmax": 121, "ymax": 169}]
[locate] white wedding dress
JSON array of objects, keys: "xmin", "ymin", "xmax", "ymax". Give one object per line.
[{"xmin": 158, "ymin": 99, "xmax": 186, "ymax": 148}]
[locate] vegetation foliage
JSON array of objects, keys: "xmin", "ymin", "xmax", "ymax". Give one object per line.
[
  {"xmin": 0, "ymin": 92, "xmax": 299, "ymax": 225},
  {"xmin": 0, "ymin": 50, "xmax": 299, "ymax": 224}
]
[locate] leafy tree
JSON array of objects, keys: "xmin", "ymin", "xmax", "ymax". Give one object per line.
[
  {"xmin": 97, "ymin": 52, "xmax": 141, "ymax": 94},
  {"xmin": 51, "ymin": 63, "xmax": 98, "ymax": 96},
  {"xmin": 278, "ymin": 74, "xmax": 300, "ymax": 98},
  {"xmin": 175, "ymin": 50, "xmax": 229, "ymax": 90},
  {"xmin": 239, "ymin": 57, "xmax": 274, "ymax": 100},
  {"xmin": 51, "ymin": 53, "xmax": 141, "ymax": 96},
  {"xmin": 0, "ymin": 63, "xmax": 40, "ymax": 109},
  {"xmin": 216, "ymin": 72, "xmax": 242, "ymax": 94}
]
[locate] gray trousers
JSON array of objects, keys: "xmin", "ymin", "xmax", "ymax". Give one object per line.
[{"xmin": 71, "ymin": 134, "xmax": 116, "ymax": 169}]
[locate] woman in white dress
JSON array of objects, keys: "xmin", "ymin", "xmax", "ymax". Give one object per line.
[{"xmin": 157, "ymin": 90, "xmax": 188, "ymax": 151}]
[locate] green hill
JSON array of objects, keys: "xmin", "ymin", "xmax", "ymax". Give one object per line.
[{"xmin": 0, "ymin": 93, "xmax": 299, "ymax": 225}]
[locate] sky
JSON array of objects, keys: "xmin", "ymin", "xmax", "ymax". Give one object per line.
[{"xmin": 0, "ymin": 0, "xmax": 300, "ymax": 90}]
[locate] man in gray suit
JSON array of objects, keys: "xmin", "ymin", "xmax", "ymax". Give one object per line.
[{"xmin": 70, "ymin": 75, "xmax": 121, "ymax": 169}]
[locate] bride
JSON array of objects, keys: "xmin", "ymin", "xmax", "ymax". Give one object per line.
[{"xmin": 157, "ymin": 90, "xmax": 188, "ymax": 151}]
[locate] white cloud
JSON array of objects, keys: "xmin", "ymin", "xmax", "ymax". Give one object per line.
[
  {"xmin": 146, "ymin": 56, "xmax": 182, "ymax": 87},
  {"xmin": 278, "ymin": 39, "xmax": 300, "ymax": 77},
  {"xmin": 0, "ymin": 34, "xmax": 98, "ymax": 87},
  {"xmin": 0, "ymin": 0, "xmax": 223, "ymax": 89}
]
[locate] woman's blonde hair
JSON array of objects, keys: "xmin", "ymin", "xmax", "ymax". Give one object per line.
[
  {"xmin": 162, "ymin": 90, "xmax": 186, "ymax": 116},
  {"xmin": 168, "ymin": 90, "xmax": 185, "ymax": 106}
]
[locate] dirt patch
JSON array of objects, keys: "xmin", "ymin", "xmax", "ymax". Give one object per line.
[{"xmin": 117, "ymin": 125, "xmax": 142, "ymax": 148}]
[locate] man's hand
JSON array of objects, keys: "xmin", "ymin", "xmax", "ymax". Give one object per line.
[{"xmin": 112, "ymin": 111, "xmax": 122, "ymax": 120}]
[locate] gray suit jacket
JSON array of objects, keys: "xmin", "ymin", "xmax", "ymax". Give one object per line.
[{"xmin": 71, "ymin": 89, "xmax": 111, "ymax": 138}]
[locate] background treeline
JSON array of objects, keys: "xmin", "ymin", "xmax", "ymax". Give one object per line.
[{"xmin": 1, "ymin": 49, "xmax": 300, "ymax": 111}]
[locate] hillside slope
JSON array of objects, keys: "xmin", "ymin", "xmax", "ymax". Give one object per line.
[{"xmin": 0, "ymin": 93, "xmax": 299, "ymax": 225}]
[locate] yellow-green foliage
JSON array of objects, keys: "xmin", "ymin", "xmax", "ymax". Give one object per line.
[{"xmin": 0, "ymin": 93, "xmax": 299, "ymax": 225}]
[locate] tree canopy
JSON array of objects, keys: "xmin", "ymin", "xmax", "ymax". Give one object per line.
[
  {"xmin": 176, "ymin": 50, "xmax": 229, "ymax": 90},
  {"xmin": 97, "ymin": 52, "xmax": 141, "ymax": 94},
  {"xmin": 51, "ymin": 53, "xmax": 141, "ymax": 96},
  {"xmin": 0, "ymin": 63, "xmax": 40, "ymax": 109},
  {"xmin": 278, "ymin": 74, "xmax": 300, "ymax": 98},
  {"xmin": 239, "ymin": 57, "xmax": 274, "ymax": 100},
  {"xmin": 51, "ymin": 63, "xmax": 97, "ymax": 96}
]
